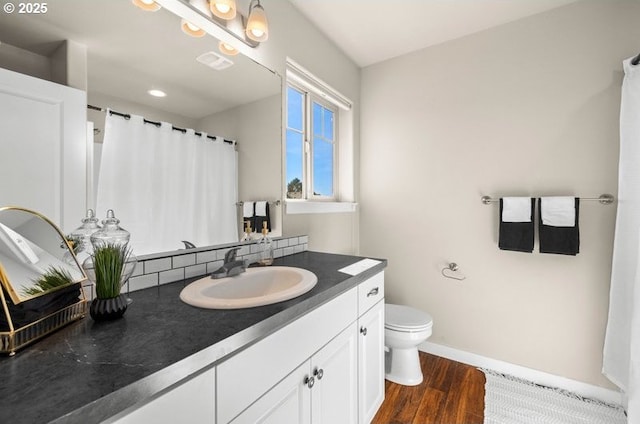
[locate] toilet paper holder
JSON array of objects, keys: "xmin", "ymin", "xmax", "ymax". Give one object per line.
[{"xmin": 441, "ymin": 263, "xmax": 466, "ymax": 281}]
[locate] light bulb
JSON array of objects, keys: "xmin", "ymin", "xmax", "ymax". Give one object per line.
[
  {"xmin": 181, "ymin": 18, "xmax": 205, "ymax": 37},
  {"xmin": 219, "ymin": 41, "xmax": 239, "ymax": 56},
  {"xmin": 210, "ymin": 0, "xmax": 236, "ymax": 20},
  {"xmin": 132, "ymin": 0, "xmax": 160, "ymax": 11},
  {"xmin": 246, "ymin": 2, "xmax": 268, "ymax": 42}
]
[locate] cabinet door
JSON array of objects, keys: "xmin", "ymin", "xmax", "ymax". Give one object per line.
[
  {"xmin": 231, "ymin": 361, "xmax": 311, "ymax": 424},
  {"xmin": 109, "ymin": 367, "xmax": 216, "ymax": 424},
  {"xmin": 0, "ymin": 67, "xmax": 86, "ymax": 232},
  {"xmin": 311, "ymin": 321, "xmax": 358, "ymax": 424},
  {"xmin": 358, "ymin": 301, "xmax": 385, "ymax": 424}
]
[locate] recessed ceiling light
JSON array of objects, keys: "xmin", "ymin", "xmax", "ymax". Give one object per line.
[{"xmin": 148, "ymin": 89, "xmax": 167, "ymax": 98}]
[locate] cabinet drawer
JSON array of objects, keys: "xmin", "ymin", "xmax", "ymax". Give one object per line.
[{"xmin": 358, "ymin": 272, "xmax": 384, "ymax": 314}]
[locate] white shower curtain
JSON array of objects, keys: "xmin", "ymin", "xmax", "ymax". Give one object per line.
[
  {"xmin": 604, "ymin": 56, "xmax": 640, "ymax": 420},
  {"xmin": 96, "ymin": 113, "xmax": 238, "ymax": 255}
]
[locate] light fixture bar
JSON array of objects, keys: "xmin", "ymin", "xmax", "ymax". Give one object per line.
[{"xmin": 156, "ymin": 0, "xmax": 259, "ymax": 50}]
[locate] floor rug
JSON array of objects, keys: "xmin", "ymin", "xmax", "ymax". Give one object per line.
[{"xmin": 482, "ymin": 369, "xmax": 626, "ymax": 424}]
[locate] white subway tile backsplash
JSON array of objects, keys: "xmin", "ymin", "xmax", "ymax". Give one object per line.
[
  {"xmin": 132, "ymin": 235, "xmax": 308, "ymax": 290},
  {"xmin": 131, "ymin": 262, "xmax": 144, "ymax": 277},
  {"xmin": 196, "ymin": 250, "xmax": 217, "ymax": 264},
  {"xmin": 130, "ymin": 273, "xmax": 158, "ymax": 291},
  {"xmin": 185, "ymin": 264, "xmax": 207, "ymax": 279},
  {"xmin": 173, "ymin": 254, "xmax": 196, "ymax": 268},
  {"xmin": 144, "ymin": 258, "xmax": 171, "ymax": 274},
  {"xmin": 159, "ymin": 268, "xmax": 185, "ymax": 285}
]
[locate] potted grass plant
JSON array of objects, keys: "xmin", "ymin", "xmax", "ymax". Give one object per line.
[{"xmin": 87, "ymin": 242, "xmax": 133, "ymax": 321}]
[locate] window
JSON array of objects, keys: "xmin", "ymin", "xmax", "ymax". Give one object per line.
[{"xmin": 286, "ymin": 83, "xmax": 338, "ymax": 200}]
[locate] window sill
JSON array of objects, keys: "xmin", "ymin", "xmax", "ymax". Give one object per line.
[{"xmin": 285, "ymin": 200, "xmax": 358, "ymax": 215}]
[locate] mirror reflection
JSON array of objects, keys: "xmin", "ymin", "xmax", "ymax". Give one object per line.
[
  {"xmin": 0, "ymin": 207, "xmax": 85, "ymax": 304},
  {"xmin": 0, "ymin": 0, "xmax": 283, "ymax": 256}
]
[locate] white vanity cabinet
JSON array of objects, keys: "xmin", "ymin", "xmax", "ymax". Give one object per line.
[
  {"xmin": 232, "ymin": 322, "xmax": 358, "ymax": 424},
  {"xmin": 107, "ymin": 367, "xmax": 216, "ymax": 424},
  {"xmin": 217, "ymin": 286, "xmax": 359, "ymax": 423},
  {"xmin": 357, "ymin": 271, "xmax": 385, "ymax": 424},
  {"xmin": 106, "ymin": 270, "xmax": 386, "ymax": 424}
]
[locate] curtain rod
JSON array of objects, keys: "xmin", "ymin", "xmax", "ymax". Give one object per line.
[
  {"xmin": 480, "ymin": 194, "xmax": 615, "ymax": 205},
  {"xmin": 632, "ymin": 53, "xmax": 640, "ymax": 66},
  {"xmin": 87, "ymin": 104, "xmax": 236, "ymax": 145}
]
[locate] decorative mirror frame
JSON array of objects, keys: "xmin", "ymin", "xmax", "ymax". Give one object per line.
[{"xmin": 0, "ymin": 206, "xmax": 88, "ymax": 355}]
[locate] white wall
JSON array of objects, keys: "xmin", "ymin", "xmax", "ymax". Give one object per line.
[{"xmin": 360, "ymin": 0, "xmax": 640, "ymax": 388}]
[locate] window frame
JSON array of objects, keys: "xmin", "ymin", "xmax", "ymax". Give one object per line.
[{"xmin": 286, "ymin": 80, "xmax": 339, "ymax": 201}]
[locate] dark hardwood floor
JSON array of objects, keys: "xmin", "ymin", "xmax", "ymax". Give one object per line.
[{"xmin": 372, "ymin": 352, "xmax": 486, "ymax": 424}]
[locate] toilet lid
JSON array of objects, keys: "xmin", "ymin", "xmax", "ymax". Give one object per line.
[{"xmin": 385, "ymin": 304, "xmax": 433, "ymax": 331}]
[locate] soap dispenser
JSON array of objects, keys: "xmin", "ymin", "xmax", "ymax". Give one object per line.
[
  {"xmin": 257, "ymin": 221, "xmax": 273, "ymax": 266},
  {"xmin": 241, "ymin": 220, "xmax": 252, "ymax": 242}
]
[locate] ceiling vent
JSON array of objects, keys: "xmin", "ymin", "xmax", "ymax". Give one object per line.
[{"xmin": 196, "ymin": 51, "xmax": 234, "ymax": 71}]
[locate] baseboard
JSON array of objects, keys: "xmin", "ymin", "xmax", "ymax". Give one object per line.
[{"xmin": 419, "ymin": 341, "xmax": 623, "ymax": 406}]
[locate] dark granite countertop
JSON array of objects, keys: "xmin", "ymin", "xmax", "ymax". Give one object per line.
[{"xmin": 0, "ymin": 251, "xmax": 386, "ymax": 424}]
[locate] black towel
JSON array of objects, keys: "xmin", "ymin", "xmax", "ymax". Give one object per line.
[
  {"xmin": 538, "ymin": 198, "xmax": 580, "ymax": 255},
  {"xmin": 498, "ymin": 198, "xmax": 535, "ymax": 252},
  {"xmin": 254, "ymin": 202, "xmax": 271, "ymax": 232}
]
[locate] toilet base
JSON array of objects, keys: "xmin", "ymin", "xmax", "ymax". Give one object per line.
[{"xmin": 385, "ymin": 346, "xmax": 423, "ymax": 386}]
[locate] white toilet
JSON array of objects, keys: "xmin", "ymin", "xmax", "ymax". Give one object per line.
[{"xmin": 384, "ymin": 304, "xmax": 433, "ymax": 386}]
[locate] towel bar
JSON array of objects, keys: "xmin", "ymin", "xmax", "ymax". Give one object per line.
[
  {"xmin": 236, "ymin": 200, "xmax": 281, "ymax": 206},
  {"xmin": 481, "ymin": 194, "xmax": 614, "ymax": 205}
]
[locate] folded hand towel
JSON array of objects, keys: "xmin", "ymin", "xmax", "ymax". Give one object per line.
[
  {"xmin": 502, "ymin": 197, "xmax": 532, "ymax": 222},
  {"xmin": 541, "ymin": 196, "xmax": 575, "ymax": 227},
  {"xmin": 538, "ymin": 197, "xmax": 580, "ymax": 255},
  {"xmin": 255, "ymin": 201, "xmax": 267, "ymax": 217},
  {"xmin": 498, "ymin": 198, "xmax": 535, "ymax": 253},
  {"xmin": 243, "ymin": 201, "xmax": 254, "ymax": 218}
]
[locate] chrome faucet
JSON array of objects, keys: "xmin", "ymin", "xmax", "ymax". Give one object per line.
[{"xmin": 210, "ymin": 247, "xmax": 248, "ymax": 279}]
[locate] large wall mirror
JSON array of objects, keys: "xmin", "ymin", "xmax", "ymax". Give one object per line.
[{"xmin": 0, "ymin": 0, "xmax": 282, "ymax": 256}]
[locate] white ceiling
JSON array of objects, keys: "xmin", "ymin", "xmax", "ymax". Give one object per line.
[{"xmin": 287, "ymin": 0, "xmax": 579, "ymax": 67}]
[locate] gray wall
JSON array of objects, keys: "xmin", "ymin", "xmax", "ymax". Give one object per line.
[{"xmin": 360, "ymin": 0, "xmax": 640, "ymax": 388}]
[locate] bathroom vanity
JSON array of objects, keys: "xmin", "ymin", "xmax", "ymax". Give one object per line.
[{"xmin": 0, "ymin": 251, "xmax": 386, "ymax": 424}]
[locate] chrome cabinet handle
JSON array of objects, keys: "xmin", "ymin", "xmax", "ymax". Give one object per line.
[
  {"xmin": 304, "ymin": 376, "xmax": 315, "ymax": 389},
  {"xmin": 313, "ymin": 368, "xmax": 324, "ymax": 380},
  {"xmin": 367, "ymin": 287, "xmax": 379, "ymax": 297},
  {"xmin": 360, "ymin": 326, "xmax": 367, "ymax": 336}
]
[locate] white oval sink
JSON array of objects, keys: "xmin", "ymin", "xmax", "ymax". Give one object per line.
[{"xmin": 180, "ymin": 266, "xmax": 318, "ymax": 309}]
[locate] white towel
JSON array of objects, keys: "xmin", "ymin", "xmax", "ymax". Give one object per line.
[
  {"xmin": 502, "ymin": 197, "xmax": 532, "ymax": 222},
  {"xmin": 541, "ymin": 196, "xmax": 575, "ymax": 227},
  {"xmin": 255, "ymin": 201, "xmax": 267, "ymax": 217},
  {"xmin": 243, "ymin": 201, "xmax": 254, "ymax": 218}
]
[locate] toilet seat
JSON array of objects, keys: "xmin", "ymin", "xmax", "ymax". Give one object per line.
[{"xmin": 385, "ymin": 304, "xmax": 433, "ymax": 332}]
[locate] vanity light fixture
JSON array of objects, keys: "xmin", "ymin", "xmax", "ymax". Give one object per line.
[
  {"xmin": 219, "ymin": 41, "xmax": 239, "ymax": 56},
  {"xmin": 246, "ymin": 0, "xmax": 268, "ymax": 42},
  {"xmin": 181, "ymin": 18, "xmax": 206, "ymax": 37},
  {"xmin": 132, "ymin": 0, "xmax": 161, "ymax": 11},
  {"xmin": 181, "ymin": 0, "xmax": 211, "ymax": 37},
  {"xmin": 210, "ymin": 0, "xmax": 236, "ymax": 20},
  {"xmin": 154, "ymin": 0, "xmax": 268, "ymax": 49},
  {"xmin": 148, "ymin": 89, "xmax": 167, "ymax": 97}
]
